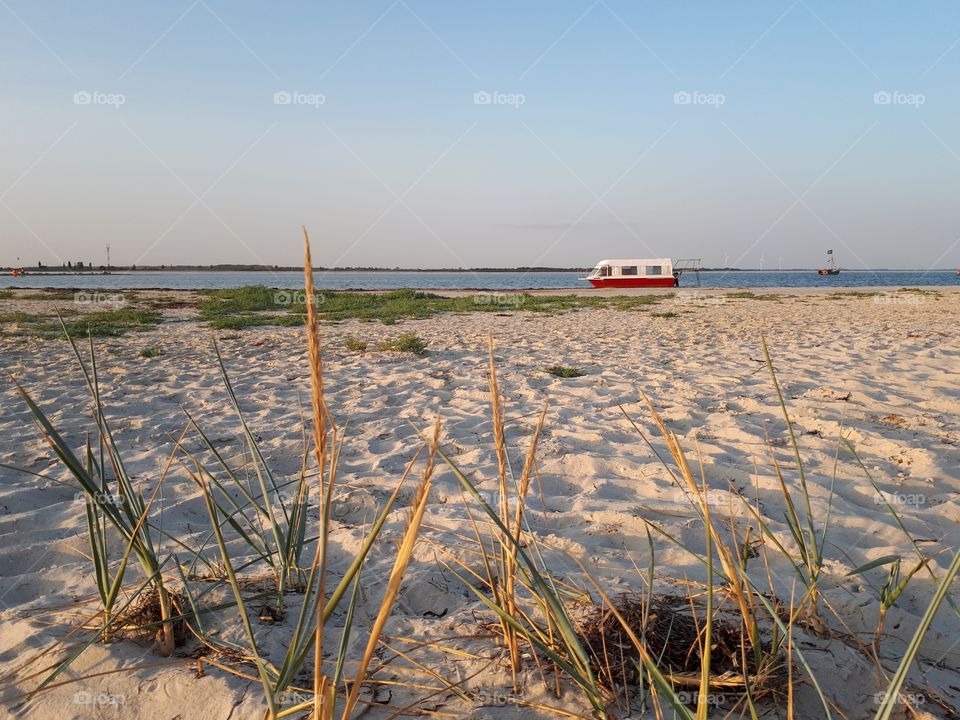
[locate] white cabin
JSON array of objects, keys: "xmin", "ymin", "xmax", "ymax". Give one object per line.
[{"xmin": 586, "ymin": 258, "xmax": 673, "ymax": 279}]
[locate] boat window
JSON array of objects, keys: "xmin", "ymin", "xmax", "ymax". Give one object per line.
[
  {"xmin": 598, "ymin": 265, "xmax": 610, "ymax": 277},
  {"xmin": 645, "ymin": 265, "xmax": 662, "ymax": 276},
  {"xmin": 620, "ymin": 266, "xmax": 638, "ymax": 276}
]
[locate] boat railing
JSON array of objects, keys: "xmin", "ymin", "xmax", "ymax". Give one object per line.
[{"xmin": 674, "ymin": 258, "xmax": 702, "ymax": 287}]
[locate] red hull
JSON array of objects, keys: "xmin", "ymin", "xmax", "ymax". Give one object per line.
[{"xmin": 588, "ymin": 277, "xmax": 677, "ymax": 288}]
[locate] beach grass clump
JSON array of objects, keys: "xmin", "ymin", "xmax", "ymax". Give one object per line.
[
  {"xmin": 546, "ymin": 365, "xmax": 585, "ymax": 378},
  {"xmin": 139, "ymin": 347, "xmax": 161, "ymax": 358},
  {"xmin": 651, "ymin": 311, "xmax": 680, "ymax": 318},
  {"xmin": 377, "ymin": 332, "xmax": 428, "ymax": 355},
  {"xmin": 12, "ymin": 326, "xmax": 183, "ymax": 662},
  {"xmin": 0, "ymin": 289, "xmax": 13, "ymax": 299},
  {"xmin": 343, "ymin": 336, "xmax": 368, "ymax": 352}
]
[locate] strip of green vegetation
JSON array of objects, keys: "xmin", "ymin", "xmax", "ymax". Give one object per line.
[
  {"xmin": 18, "ymin": 290, "xmax": 81, "ymax": 301},
  {"xmin": 826, "ymin": 291, "xmax": 879, "ymax": 299},
  {"xmin": 0, "ymin": 290, "xmax": 13, "ymax": 300},
  {"xmin": 207, "ymin": 313, "xmax": 306, "ymax": 330},
  {"xmin": 197, "ymin": 286, "xmax": 668, "ymax": 328},
  {"xmin": 725, "ymin": 291, "xmax": 783, "ymax": 301},
  {"xmin": 896, "ymin": 287, "xmax": 939, "ymax": 295},
  {"xmin": 0, "ymin": 308, "xmax": 162, "ymax": 337}
]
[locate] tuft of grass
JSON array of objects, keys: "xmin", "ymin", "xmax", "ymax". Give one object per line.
[
  {"xmin": 343, "ymin": 337, "xmax": 368, "ymax": 353},
  {"xmin": 377, "ymin": 333, "xmax": 428, "ymax": 355},
  {"xmin": 12, "ymin": 321, "xmax": 182, "ymax": 664},
  {"xmin": 0, "ymin": 289, "xmax": 13, "ymax": 299},
  {"xmin": 140, "ymin": 347, "xmax": 162, "ymax": 358},
  {"xmin": 651, "ymin": 311, "xmax": 680, "ymax": 318},
  {"xmin": 546, "ymin": 365, "xmax": 584, "ymax": 378}
]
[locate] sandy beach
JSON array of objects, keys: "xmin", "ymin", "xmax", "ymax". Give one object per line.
[{"xmin": 1, "ymin": 287, "xmax": 958, "ymax": 719}]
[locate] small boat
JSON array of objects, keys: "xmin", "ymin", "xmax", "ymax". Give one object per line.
[
  {"xmin": 581, "ymin": 258, "xmax": 696, "ymax": 288},
  {"xmin": 10, "ymin": 268, "xmax": 25, "ymax": 277},
  {"xmin": 817, "ymin": 250, "xmax": 840, "ymax": 276}
]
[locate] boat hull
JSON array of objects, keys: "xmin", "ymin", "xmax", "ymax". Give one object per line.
[
  {"xmin": 587, "ymin": 277, "xmax": 677, "ymax": 288},
  {"xmin": 817, "ymin": 269, "xmax": 840, "ymax": 276}
]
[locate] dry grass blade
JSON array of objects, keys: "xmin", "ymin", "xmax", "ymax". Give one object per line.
[
  {"xmin": 486, "ymin": 334, "xmax": 520, "ymax": 683},
  {"xmin": 340, "ymin": 416, "xmax": 440, "ymax": 719},
  {"xmin": 302, "ymin": 227, "xmax": 337, "ymax": 720}
]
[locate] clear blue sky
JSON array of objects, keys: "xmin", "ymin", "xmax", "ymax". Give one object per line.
[{"xmin": 2, "ymin": 1, "xmax": 960, "ymax": 269}]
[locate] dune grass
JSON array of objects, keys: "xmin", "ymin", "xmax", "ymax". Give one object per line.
[
  {"xmin": 377, "ymin": 332, "xmax": 428, "ymax": 355},
  {"xmin": 545, "ymin": 365, "xmax": 584, "ymax": 378}
]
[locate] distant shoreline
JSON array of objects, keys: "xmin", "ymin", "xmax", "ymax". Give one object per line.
[{"xmin": 3, "ymin": 266, "xmax": 957, "ymax": 274}]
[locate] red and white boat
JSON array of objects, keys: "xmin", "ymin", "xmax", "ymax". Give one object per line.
[{"xmin": 581, "ymin": 258, "xmax": 688, "ymax": 288}]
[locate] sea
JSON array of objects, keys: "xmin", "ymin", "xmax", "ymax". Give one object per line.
[{"xmin": 1, "ymin": 270, "xmax": 957, "ymax": 292}]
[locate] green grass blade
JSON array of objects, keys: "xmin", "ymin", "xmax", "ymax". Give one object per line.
[{"xmin": 874, "ymin": 548, "xmax": 960, "ymax": 720}]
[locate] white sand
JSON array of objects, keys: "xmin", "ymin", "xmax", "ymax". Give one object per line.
[{"xmin": 0, "ymin": 288, "xmax": 958, "ymax": 719}]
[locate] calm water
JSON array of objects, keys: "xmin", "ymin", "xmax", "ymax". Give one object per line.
[{"xmin": 2, "ymin": 270, "xmax": 958, "ymax": 291}]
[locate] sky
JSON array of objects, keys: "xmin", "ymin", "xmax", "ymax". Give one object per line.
[{"xmin": 2, "ymin": 1, "xmax": 960, "ymax": 270}]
